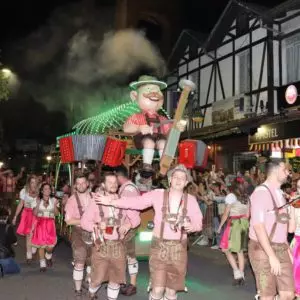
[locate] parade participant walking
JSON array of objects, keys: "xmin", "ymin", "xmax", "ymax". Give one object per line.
[
  {"xmin": 218, "ymin": 179, "xmax": 249, "ymax": 285},
  {"xmin": 12, "ymin": 175, "xmax": 38, "ymax": 263},
  {"xmin": 115, "ymin": 165, "xmax": 141, "ymax": 296},
  {"xmin": 95, "ymin": 164, "xmax": 203, "ymax": 300},
  {"xmin": 289, "ymin": 178, "xmax": 300, "ymax": 299},
  {"xmin": 65, "ymin": 174, "xmax": 93, "ymax": 299},
  {"xmin": 0, "ymin": 167, "xmax": 25, "ymax": 206},
  {"xmin": 81, "ymin": 172, "xmax": 140, "ymax": 300},
  {"xmin": 249, "ymin": 159, "xmax": 294, "ymax": 300},
  {"xmin": 31, "ymin": 183, "xmax": 59, "ymax": 272}
]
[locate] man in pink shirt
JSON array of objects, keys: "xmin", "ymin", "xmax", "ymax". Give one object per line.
[
  {"xmin": 95, "ymin": 164, "xmax": 203, "ymax": 300},
  {"xmin": 115, "ymin": 166, "xmax": 141, "ymax": 296},
  {"xmin": 249, "ymin": 159, "xmax": 294, "ymax": 300},
  {"xmin": 64, "ymin": 174, "xmax": 93, "ymax": 299},
  {"xmin": 81, "ymin": 172, "xmax": 140, "ymax": 300}
]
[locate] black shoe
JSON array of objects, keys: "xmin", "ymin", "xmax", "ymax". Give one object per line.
[
  {"xmin": 141, "ymin": 164, "xmax": 154, "ymax": 178},
  {"xmin": 40, "ymin": 267, "xmax": 47, "ymax": 273},
  {"xmin": 238, "ymin": 278, "xmax": 245, "ymax": 286},
  {"xmin": 88, "ymin": 292, "xmax": 98, "ymax": 299},
  {"xmin": 121, "ymin": 284, "xmax": 137, "ymax": 296},
  {"xmin": 46, "ymin": 259, "xmax": 53, "ymax": 268},
  {"xmin": 0, "ymin": 264, "xmax": 4, "ymax": 277},
  {"xmin": 74, "ymin": 290, "xmax": 83, "ymax": 299}
]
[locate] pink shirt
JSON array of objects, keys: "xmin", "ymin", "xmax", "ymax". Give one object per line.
[
  {"xmin": 249, "ymin": 182, "xmax": 288, "ymax": 243},
  {"xmin": 65, "ymin": 193, "xmax": 93, "ymax": 225},
  {"xmin": 119, "ymin": 181, "xmax": 141, "ymax": 226},
  {"xmin": 80, "ymin": 198, "xmax": 140, "ymax": 241},
  {"xmin": 125, "ymin": 112, "xmax": 172, "ymax": 135},
  {"xmin": 114, "ymin": 189, "xmax": 203, "ymax": 240}
]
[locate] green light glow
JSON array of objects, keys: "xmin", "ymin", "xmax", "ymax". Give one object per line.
[
  {"xmin": 72, "ymin": 102, "xmax": 171, "ymax": 135},
  {"xmin": 139, "ymin": 231, "xmax": 153, "ymax": 242}
]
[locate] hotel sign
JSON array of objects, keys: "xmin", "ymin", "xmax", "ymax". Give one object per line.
[
  {"xmin": 249, "ymin": 120, "xmax": 300, "ymax": 144},
  {"xmin": 249, "ymin": 124, "xmax": 283, "ymax": 144}
]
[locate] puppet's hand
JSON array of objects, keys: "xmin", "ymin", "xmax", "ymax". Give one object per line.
[
  {"xmin": 176, "ymin": 120, "xmax": 187, "ymax": 132},
  {"xmin": 139, "ymin": 125, "xmax": 153, "ymax": 135}
]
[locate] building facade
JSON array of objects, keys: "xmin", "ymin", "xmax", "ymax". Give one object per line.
[{"xmin": 166, "ymin": 0, "xmax": 300, "ymax": 172}]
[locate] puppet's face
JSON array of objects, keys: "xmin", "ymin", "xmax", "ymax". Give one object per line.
[{"xmin": 131, "ymin": 84, "xmax": 164, "ymax": 113}]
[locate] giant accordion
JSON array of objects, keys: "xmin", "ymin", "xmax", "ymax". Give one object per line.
[
  {"xmin": 178, "ymin": 140, "xmax": 208, "ymax": 169},
  {"xmin": 59, "ymin": 134, "xmax": 107, "ymax": 163},
  {"xmin": 58, "ymin": 134, "xmax": 127, "ymax": 167}
]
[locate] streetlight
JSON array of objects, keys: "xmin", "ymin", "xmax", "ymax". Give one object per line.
[
  {"xmin": 1, "ymin": 68, "xmax": 12, "ymax": 78},
  {"xmin": 0, "ymin": 161, "xmax": 3, "ymax": 169},
  {"xmin": 46, "ymin": 156, "xmax": 52, "ymax": 176}
]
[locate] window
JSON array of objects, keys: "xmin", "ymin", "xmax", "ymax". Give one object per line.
[
  {"xmin": 286, "ymin": 34, "xmax": 300, "ymax": 83},
  {"xmin": 166, "ymin": 90, "xmax": 180, "ymax": 117},
  {"xmin": 239, "ymin": 50, "xmax": 250, "ymax": 94}
]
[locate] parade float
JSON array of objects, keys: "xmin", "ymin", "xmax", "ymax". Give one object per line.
[{"xmin": 55, "ymin": 75, "xmax": 209, "ymax": 257}]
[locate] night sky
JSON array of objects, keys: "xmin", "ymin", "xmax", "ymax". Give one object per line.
[
  {"xmin": 0, "ymin": 0, "xmax": 286, "ymax": 144},
  {"xmin": 0, "ymin": 0, "xmax": 286, "ymax": 48}
]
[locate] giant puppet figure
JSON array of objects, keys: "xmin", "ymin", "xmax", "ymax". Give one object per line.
[{"xmin": 123, "ymin": 75, "xmax": 186, "ymax": 177}]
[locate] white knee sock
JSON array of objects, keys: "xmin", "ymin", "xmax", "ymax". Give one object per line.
[
  {"xmin": 40, "ymin": 259, "xmax": 46, "ymax": 268},
  {"xmin": 149, "ymin": 293, "xmax": 163, "ymax": 300},
  {"xmin": 159, "ymin": 150, "xmax": 163, "ymax": 158},
  {"xmin": 31, "ymin": 247, "xmax": 37, "ymax": 254},
  {"xmin": 128, "ymin": 260, "xmax": 139, "ymax": 275},
  {"xmin": 73, "ymin": 268, "xmax": 84, "ymax": 281},
  {"xmin": 86, "ymin": 266, "xmax": 91, "ymax": 283},
  {"xmin": 26, "ymin": 251, "xmax": 32, "ymax": 259},
  {"xmin": 143, "ymin": 149, "xmax": 155, "ymax": 165},
  {"xmin": 45, "ymin": 252, "xmax": 52, "ymax": 260},
  {"xmin": 107, "ymin": 284, "xmax": 120, "ymax": 300},
  {"xmin": 73, "ymin": 268, "xmax": 84, "ymax": 291},
  {"xmin": 233, "ymin": 269, "xmax": 242, "ymax": 279},
  {"xmin": 163, "ymin": 295, "xmax": 177, "ymax": 300},
  {"xmin": 89, "ymin": 285, "xmax": 101, "ymax": 295}
]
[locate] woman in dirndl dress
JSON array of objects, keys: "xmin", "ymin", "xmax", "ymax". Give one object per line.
[
  {"xmin": 217, "ymin": 179, "xmax": 249, "ymax": 285},
  {"xmin": 31, "ymin": 183, "xmax": 59, "ymax": 272},
  {"xmin": 289, "ymin": 178, "xmax": 300, "ymax": 299},
  {"xmin": 12, "ymin": 175, "xmax": 38, "ymax": 263}
]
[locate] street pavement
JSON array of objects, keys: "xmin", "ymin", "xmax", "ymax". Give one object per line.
[{"xmin": 0, "ymin": 237, "xmax": 257, "ymax": 300}]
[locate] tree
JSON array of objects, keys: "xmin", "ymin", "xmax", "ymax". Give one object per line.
[{"xmin": 0, "ymin": 63, "xmax": 9, "ymax": 101}]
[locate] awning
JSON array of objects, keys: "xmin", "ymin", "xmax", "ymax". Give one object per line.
[{"xmin": 249, "ymin": 138, "xmax": 300, "ymax": 151}]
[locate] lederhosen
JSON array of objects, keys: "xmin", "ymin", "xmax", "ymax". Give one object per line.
[
  {"xmin": 119, "ymin": 182, "xmax": 140, "ymax": 259},
  {"xmin": 71, "ymin": 193, "xmax": 92, "ymax": 265},
  {"xmin": 90, "ymin": 205, "xmax": 126, "ymax": 285},
  {"xmin": 133, "ymin": 113, "xmax": 166, "ymax": 149},
  {"xmin": 149, "ymin": 190, "xmax": 188, "ymax": 291},
  {"xmin": 248, "ymin": 185, "xmax": 294, "ymax": 296}
]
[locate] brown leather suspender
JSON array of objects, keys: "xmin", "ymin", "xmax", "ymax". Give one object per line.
[
  {"xmin": 159, "ymin": 190, "xmax": 188, "ymax": 241},
  {"xmin": 145, "ymin": 114, "xmax": 161, "ymax": 134},
  {"xmin": 260, "ymin": 184, "xmax": 289, "ymax": 242},
  {"xmin": 74, "ymin": 192, "xmax": 84, "ymax": 217},
  {"xmin": 74, "ymin": 192, "xmax": 93, "ymax": 217},
  {"xmin": 159, "ymin": 190, "xmax": 168, "ymax": 241}
]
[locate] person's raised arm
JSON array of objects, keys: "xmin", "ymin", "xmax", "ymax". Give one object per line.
[{"xmin": 94, "ymin": 190, "xmax": 156, "ymax": 210}]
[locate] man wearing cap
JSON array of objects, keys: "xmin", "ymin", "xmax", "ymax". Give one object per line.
[
  {"xmin": 94, "ymin": 164, "xmax": 203, "ymax": 300},
  {"xmin": 123, "ymin": 75, "xmax": 186, "ymax": 177}
]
